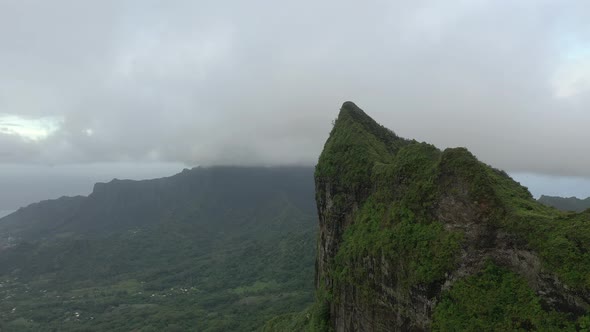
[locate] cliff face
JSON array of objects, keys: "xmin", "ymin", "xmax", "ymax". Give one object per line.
[{"xmin": 314, "ymin": 102, "xmax": 590, "ymax": 331}]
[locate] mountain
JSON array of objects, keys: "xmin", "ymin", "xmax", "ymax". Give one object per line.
[
  {"xmin": 267, "ymin": 102, "xmax": 590, "ymax": 331},
  {"xmin": 0, "ymin": 210, "xmax": 14, "ymax": 219},
  {"xmin": 0, "ymin": 166, "xmax": 317, "ymax": 331},
  {"xmin": 0, "ymin": 166, "xmax": 315, "ymax": 241},
  {"xmin": 538, "ymin": 195, "xmax": 590, "ymax": 212}
]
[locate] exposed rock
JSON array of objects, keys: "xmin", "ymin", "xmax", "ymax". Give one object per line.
[{"xmin": 313, "ymin": 102, "xmax": 590, "ymax": 331}]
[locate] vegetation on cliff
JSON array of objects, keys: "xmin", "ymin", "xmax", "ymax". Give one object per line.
[
  {"xmin": 433, "ymin": 261, "xmax": 574, "ymax": 331},
  {"xmin": 276, "ymin": 102, "xmax": 590, "ymax": 331}
]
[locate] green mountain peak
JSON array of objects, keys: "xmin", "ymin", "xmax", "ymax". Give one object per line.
[{"xmin": 272, "ymin": 102, "xmax": 590, "ymax": 332}]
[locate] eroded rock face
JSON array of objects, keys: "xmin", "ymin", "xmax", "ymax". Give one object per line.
[{"xmin": 314, "ymin": 102, "xmax": 590, "ymax": 331}]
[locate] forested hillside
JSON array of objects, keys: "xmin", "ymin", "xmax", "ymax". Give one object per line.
[
  {"xmin": 0, "ymin": 167, "xmax": 317, "ymax": 331},
  {"xmin": 538, "ymin": 195, "xmax": 590, "ymax": 212}
]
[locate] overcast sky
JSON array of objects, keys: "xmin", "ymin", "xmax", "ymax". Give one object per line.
[{"xmin": 1, "ymin": 1, "xmax": 590, "ymax": 209}]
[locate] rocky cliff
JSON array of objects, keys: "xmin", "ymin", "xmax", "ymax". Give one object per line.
[{"xmin": 312, "ymin": 102, "xmax": 590, "ymax": 331}]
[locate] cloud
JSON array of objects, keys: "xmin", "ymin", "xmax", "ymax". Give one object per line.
[
  {"xmin": 0, "ymin": 162, "xmax": 184, "ymax": 210},
  {"xmin": 553, "ymin": 54, "xmax": 590, "ymax": 98},
  {"xmin": 1, "ymin": 0, "xmax": 590, "ymax": 176},
  {"xmin": 0, "ymin": 115, "xmax": 62, "ymax": 140}
]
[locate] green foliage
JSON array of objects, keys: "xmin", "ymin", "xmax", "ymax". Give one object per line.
[
  {"xmin": 538, "ymin": 195, "xmax": 590, "ymax": 213},
  {"xmin": 263, "ymin": 289, "xmax": 333, "ymax": 332},
  {"xmin": 487, "ymin": 168, "xmax": 590, "ymax": 290},
  {"xmin": 313, "ymin": 103, "xmax": 590, "ymax": 331},
  {"xmin": 314, "ymin": 104, "xmax": 466, "ymax": 311},
  {"xmin": 263, "ymin": 311, "xmax": 311, "ymax": 332},
  {"xmin": 315, "ymin": 102, "xmax": 408, "ymax": 189},
  {"xmin": 579, "ymin": 315, "xmax": 590, "ymax": 332},
  {"xmin": 373, "ymin": 143, "xmax": 441, "ymax": 215},
  {"xmin": 439, "ymin": 147, "xmax": 500, "ymax": 207},
  {"xmin": 332, "ymin": 196, "xmax": 462, "ymax": 296},
  {"xmin": 329, "ymin": 142, "xmax": 463, "ymax": 300},
  {"xmin": 0, "ymin": 167, "xmax": 318, "ymax": 331},
  {"xmin": 306, "ymin": 288, "xmax": 333, "ymax": 332},
  {"xmin": 0, "ymin": 222, "xmax": 317, "ymax": 331},
  {"xmin": 432, "ymin": 261, "xmax": 575, "ymax": 331}
]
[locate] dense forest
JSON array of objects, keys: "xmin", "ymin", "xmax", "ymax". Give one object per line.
[{"xmin": 0, "ymin": 167, "xmax": 317, "ymax": 331}]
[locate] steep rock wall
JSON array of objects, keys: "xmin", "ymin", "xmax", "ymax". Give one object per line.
[{"xmin": 314, "ymin": 102, "xmax": 590, "ymax": 331}]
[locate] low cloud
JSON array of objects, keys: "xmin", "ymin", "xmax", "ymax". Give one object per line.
[{"xmin": 1, "ymin": 1, "xmax": 590, "ymax": 176}]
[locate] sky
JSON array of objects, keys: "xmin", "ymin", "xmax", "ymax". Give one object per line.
[{"xmin": 1, "ymin": 1, "xmax": 590, "ymax": 210}]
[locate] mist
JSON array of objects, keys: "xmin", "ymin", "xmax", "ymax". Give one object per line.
[{"xmin": 1, "ymin": 1, "xmax": 590, "ymax": 207}]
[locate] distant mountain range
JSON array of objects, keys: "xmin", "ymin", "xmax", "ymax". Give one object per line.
[
  {"xmin": 538, "ymin": 195, "xmax": 590, "ymax": 212},
  {"xmin": 0, "ymin": 166, "xmax": 317, "ymax": 331},
  {"xmin": 1, "ymin": 166, "xmax": 315, "ymax": 241}
]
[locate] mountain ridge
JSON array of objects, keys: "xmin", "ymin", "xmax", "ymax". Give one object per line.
[
  {"xmin": 270, "ymin": 102, "xmax": 590, "ymax": 331},
  {"xmin": 538, "ymin": 195, "xmax": 590, "ymax": 212},
  {"xmin": 0, "ymin": 166, "xmax": 316, "ymax": 243},
  {"xmin": 0, "ymin": 166, "xmax": 318, "ymax": 330}
]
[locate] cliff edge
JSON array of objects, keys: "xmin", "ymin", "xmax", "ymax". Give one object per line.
[{"xmin": 308, "ymin": 102, "xmax": 590, "ymax": 331}]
